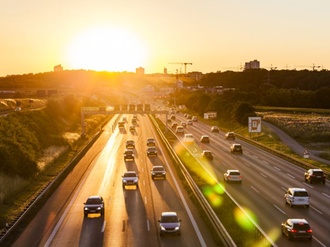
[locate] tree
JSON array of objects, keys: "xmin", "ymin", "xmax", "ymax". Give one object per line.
[{"xmin": 233, "ymin": 102, "xmax": 256, "ymax": 125}]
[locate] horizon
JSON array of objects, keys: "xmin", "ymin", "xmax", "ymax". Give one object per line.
[{"xmin": 1, "ymin": 0, "xmax": 329, "ymax": 77}]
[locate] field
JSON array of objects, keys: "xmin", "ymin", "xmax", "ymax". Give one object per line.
[{"xmin": 256, "ymin": 107, "xmax": 330, "ymax": 161}]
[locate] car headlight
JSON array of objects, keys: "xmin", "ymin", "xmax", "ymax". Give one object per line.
[
  {"xmin": 175, "ymin": 226, "xmax": 180, "ymax": 230},
  {"xmin": 97, "ymin": 207, "xmax": 101, "ymax": 210},
  {"xmin": 123, "ymin": 179, "xmax": 127, "ymax": 183},
  {"xmin": 84, "ymin": 207, "xmax": 88, "ymax": 211},
  {"xmin": 134, "ymin": 179, "xmax": 138, "ymax": 183},
  {"xmin": 160, "ymin": 226, "xmax": 166, "ymax": 231}
]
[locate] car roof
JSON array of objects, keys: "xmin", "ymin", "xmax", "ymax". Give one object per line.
[
  {"xmin": 125, "ymin": 171, "xmax": 137, "ymax": 175},
  {"xmin": 201, "ymin": 135, "xmax": 209, "ymax": 137},
  {"xmin": 161, "ymin": 212, "xmax": 177, "ymax": 217},
  {"xmin": 309, "ymin": 168, "xmax": 323, "ymax": 172},
  {"xmin": 288, "ymin": 187, "xmax": 307, "ymax": 192},
  {"xmin": 87, "ymin": 195, "xmax": 102, "ymax": 200},
  {"xmin": 227, "ymin": 169, "xmax": 240, "ymax": 173},
  {"xmin": 152, "ymin": 166, "xmax": 165, "ymax": 170},
  {"xmin": 288, "ymin": 218, "xmax": 309, "ymax": 224}
]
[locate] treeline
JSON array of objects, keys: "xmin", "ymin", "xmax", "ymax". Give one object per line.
[
  {"xmin": 0, "ymin": 95, "xmax": 101, "ymax": 178},
  {"xmin": 199, "ymin": 69, "xmax": 330, "ymax": 91}
]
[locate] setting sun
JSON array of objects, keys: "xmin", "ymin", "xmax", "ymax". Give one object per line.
[{"xmin": 67, "ymin": 27, "xmax": 147, "ymax": 72}]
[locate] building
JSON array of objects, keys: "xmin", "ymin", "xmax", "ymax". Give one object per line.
[
  {"xmin": 244, "ymin": 60, "xmax": 260, "ymax": 70},
  {"xmin": 188, "ymin": 71, "xmax": 203, "ymax": 80},
  {"xmin": 54, "ymin": 64, "xmax": 63, "ymax": 72},
  {"xmin": 136, "ymin": 67, "xmax": 145, "ymax": 76}
]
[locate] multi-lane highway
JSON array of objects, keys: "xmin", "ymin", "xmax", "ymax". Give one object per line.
[
  {"xmin": 163, "ymin": 113, "xmax": 330, "ymax": 247},
  {"xmin": 12, "ymin": 114, "xmax": 217, "ymax": 247}
]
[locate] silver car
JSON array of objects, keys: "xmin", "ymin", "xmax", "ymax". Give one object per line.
[
  {"xmin": 158, "ymin": 212, "xmax": 181, "ymax": 236},
  {"xmin": 223, "ymin": 170, "xmax": 242, "ymax": 183}
]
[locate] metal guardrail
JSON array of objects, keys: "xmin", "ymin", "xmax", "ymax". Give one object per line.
[{"xmin": 149, "ymin": 115, "xmax": 237, "ymax": 247}]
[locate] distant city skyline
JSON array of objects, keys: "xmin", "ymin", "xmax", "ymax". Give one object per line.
[{"xmin": 1, "ymin": 0, "xmax": 329, "ymax": 76}]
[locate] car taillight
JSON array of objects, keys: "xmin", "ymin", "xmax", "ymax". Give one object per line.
[
  {"xmin": 307, "ymin": 229, "xmax": 312, "ymax": 233},
  {"xmin": 291, "ymin": 229, "xmax": 298, "ymax": 233}
]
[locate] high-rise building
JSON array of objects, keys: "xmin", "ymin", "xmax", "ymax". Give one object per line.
[{"xmin": 244, "ymin": 60, "xmax": 260, "ymax": 70}]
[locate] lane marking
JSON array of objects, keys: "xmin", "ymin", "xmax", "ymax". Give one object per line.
[
  {"xmin": 251, "ymin": 186, "xmax": 259, "ymax": 193},
  {"xmin": 286, "ymin": 173, "xmax": 295, "ymax": 179},
  {"xmin": 310, "ymin": 205, "xmax": 323, "ymax": 215},
  {"xmin": 146, "ymin": 220, "xmax": 150, "ymax": 231},
  {"xmin": 273, "ymin": 166, "xmax": 281, "ymax": 171},
  {"xmin": 260, "ymin": 173, "xmax": 267, "ymax": 178},
  {"xmin": 244, "ymin": 162, "xmax": 250, "ymax": 167},
  {"xmin": 273, "ymin": 205, "xmax": 286, "ymax": 215},
  {"xmin": 322, "ymin": 193, "xmax": 330, "ymax": 199}
]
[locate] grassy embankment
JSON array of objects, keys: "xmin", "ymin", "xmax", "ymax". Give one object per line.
[{"xmin": 0, "ymin": 97, "xmax": 107, "ymax": 233}]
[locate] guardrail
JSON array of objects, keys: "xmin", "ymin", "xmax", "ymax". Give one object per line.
[
  {"xmin": 0, "ymin": 114, "xmax": 119, "ymax": 245},
  {"xmin": 149, "ymin": 115, "xmax": 237, "ymax": 246}
]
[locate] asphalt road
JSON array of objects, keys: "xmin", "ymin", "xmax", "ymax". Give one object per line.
[{"xmin": 11, "ymin": 114, "xmax": 217, "ymax": 247}]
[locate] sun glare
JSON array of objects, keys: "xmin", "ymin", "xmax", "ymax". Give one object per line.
[{"xmin": 67, "ymin": 27, "xmax": 147, "ymax": 72}]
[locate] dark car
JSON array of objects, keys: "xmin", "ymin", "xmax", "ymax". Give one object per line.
[
  {"xmin": 147, "ymin": 146, "xmax": 158, "ymax": 157},
  {"xmin": 151, "ymin": 166, "xmax": 166, "ymax": 179},
  {"xmin": 147, "ymin": 137, "xmax": 156, "ymax": 146},
  {"xmin": 200, "ymin": 135, "xmax": 210, "ymax": 143},
  {"xmin": 230, "ymin": 144, "xmax": 243, "ymax": 154},
  {"xmin": 304, "ymin": 168, "xmax": 326, "ymax": 184},
  {"xmin": 158, "ymin": 212, "xmax": 181, "ymax": 236},
  {"xmin": 201, "ymin": 150, "xmax": 213, "ymax": 160},
  {"xmin": 123, "ymin": 149, "xmax": 135, "ymax": 161},
  {"xmin": 83, "ymin": 195, "xmax": 105, "ymax": 217},
  {"xmin": 126, "ymin": 139, "xmax": 135, "ymax": 149},
  {"xmin": 122, "ymin": 171, "xmax": 139, "ymax": 189},
  {"xmin": 281, "ymin": 218, "xmax": 312, "ymax": 241},
  {"xmin": 225, "ymin": 132, "xmax": 235, "ymax": 140},
  {"xmin": 171, "ymin": 122, "xmax": 178, "ymax": 129}
]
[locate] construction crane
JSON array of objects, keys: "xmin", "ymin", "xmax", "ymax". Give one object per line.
[
  {"xmin": 295, "ymin": 63, "xmax": 321, "ymax": 71},
  {"xmin": 168, "ymin": 62, "xmax": 193, "ymax": 74}
]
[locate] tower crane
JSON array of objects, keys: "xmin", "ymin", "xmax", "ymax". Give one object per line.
[{"xmin": 168, "ymin": 62, "xmax": 193, "ymax": 74}]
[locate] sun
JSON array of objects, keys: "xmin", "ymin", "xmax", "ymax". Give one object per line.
[{"xmin": 67, "ymin": 27, "xmax": 147, "ymax": 72}]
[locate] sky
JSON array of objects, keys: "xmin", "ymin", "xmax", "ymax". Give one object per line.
[{"xmin": 1, "ymin": 0, "xmax": 329, "ymax": 76}]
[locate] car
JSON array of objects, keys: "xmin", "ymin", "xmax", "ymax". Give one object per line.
[
  {"xmin": 225, "ymin": 132, "xmax": 235, "ymax": 140},
  {"xmin": 201, "ymin": 150, "xmax": 213, "ymax": 160},
  {"xmin": 304, "ymin": 168, "xmax": 326, "ymax": 184},
  {"xmin": 151, "ymin": 166, "xmax": 166, "ymax": 179},
  {"xmin": 181, "ymin": 121, "xmax": 186, "ymax": 127},
  {"xmin": 187, "ymin": 120, "xmax": 193, "ymax": 125},
  {"xmin": 129, "ymin": 125, "xmax": 135, "ymax": 131},
  {"xmin": 211, "ymin": 126, "xmax": 219, "ymax": 132},
  {"xmin": 192, "ymin": 116, "xmax": 198, "ymax": 122},
  {"xmin": 118, "ymin": 121, "xmax": 125, "ymax": 128},
  {"xmin": 147, "ymin": 146, "xmax": 158, "ymax": 156},
  {"xmin": 170, "ymin": 115, "xmax": 176, "ymax": 120},
  {"xmin": 83, "ymin": 195, "xmax": 105, "ymax": 217},
  {"xmin": 281, "ymin": 218, "xmax": 312, "ymax": 241},
  {"xmin": 176, "ymin": 126, "xmax": 184, "ymax": 134},
  {"xmin": 200, "ymin": 135, "xmax": 210, "ymax": 143},
  {"xmin": 123, "ymin": 149, "xmax": 135, "ymax": 161},
  {"xmin": 183, "ymin": 134, "xmax": 194, "ymax": 143},
  {"xmin": 167, "ymin": 119, "xmax": 171, "ymax": 123},
  {"xmin": 122, "ymin": 171, "xmax": 139, "ymax": 189},
  {"xmin": 126, "ymin": 139, "xmax": 135, "ymax": 149},
  {"xmin": 171, "ymin": 122, "xmax": 178, "ymax": 129},
  {"xmin": 223, "ymin": 170, "xmax": 242, "ymax": 183},
  {"xmin": 158, "ymin": 212, "xmax": 181, "ymax": 236},
  {"xmin": 284, "ymin": 188, "xmax": 309, "ymax": 207},
  {"xmin": 147, "ymin": 137, "xmax": 156, "ymax": 146},
  {"xmin": 131, "ymin": 118, "xmax": 137, "ymax": 124},
  {"xmin": 230, "ymin": 144, "xmax": 243, "ymax": 154}
]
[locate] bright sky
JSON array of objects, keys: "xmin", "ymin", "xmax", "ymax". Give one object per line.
[{"xmin": 1, "ymin": 0, "xmax": 329, "ymax": 76}]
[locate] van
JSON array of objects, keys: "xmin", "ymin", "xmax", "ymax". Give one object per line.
[
  {"xmin": 284, "ymin": 188, "xmax": 309, "ymax": 208},
  {"xmin": 183, "ymin": 134, "xmax": 194, "ymax": 143}
]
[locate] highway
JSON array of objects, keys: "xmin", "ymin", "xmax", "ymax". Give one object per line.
[
  {"xmin": 162, "ymin": 113, "xmax": 330, "ymax": 247},
  {"xmin": 12, "ymin": 114, "xmax": 217, "ymax": 247}
]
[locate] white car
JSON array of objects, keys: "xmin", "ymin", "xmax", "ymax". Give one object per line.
[
  {"xmin": 284, "ymin": 188, "xmax": 309, "ymax": 207},
  {"xmin": 223, "ymin": 170, "xmax": 242, "ymax": 183},
  {"xmin": 183, "ymin": 134, "xmax": 194, "ymax": 143}
]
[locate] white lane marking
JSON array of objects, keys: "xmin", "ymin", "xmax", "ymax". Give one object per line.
[
  {"xmin": 303, "ymin": 182, "xmax": 313, "ymax": 189},
  {"xmin": 310, "ymin": 205, "xmax": 323, "ymax": 215},
  {"xmin": 260, "ymin": 173, "xmax": 267, "ymax": 178},
  {"xmin": 313, "ymin": 236, "xmax": 327, "ymax": 247},
  {"xmin": 273, "ymin": 166, "xmax": 281, "ymax": 171},
  {"xmin": 274, "ymin": 205, "xmax": 286, "ymax": 215},
  {"xmin": 263, "ymin": 160, "xmax": 269, "ymax": 165},
  {"xmin": 322, "ymin": 193, "xmax": 330, "ymax": 199},
  {"xmin": 286, "ymin": 173, "xmax": 295, "ymax": 179},
  {"xmin": 144, "ymin": 196, "xmax": 147, "ymax": 205},
  {"xmin": 146, "ymin": 220, "xmax": 150, "ymax": 231},
  {"xmin": 101, "ymin": 221, "xmax": 106, "ymax": 233},
  {"xmin": 251, "ymin": 186, "xmax": 259, "ymax": 193},
  {"xmin": 244, "ymin": 162, "xmax": 250, "ymax": 167}
]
